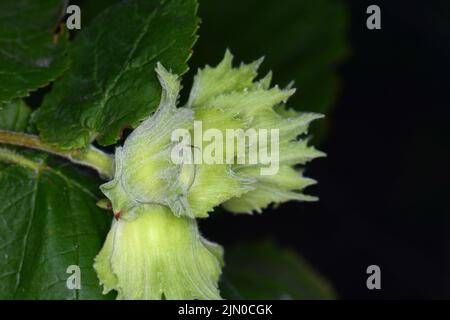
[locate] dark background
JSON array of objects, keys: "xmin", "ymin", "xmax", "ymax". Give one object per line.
[{"xmin": 198, "ymin": 0, "xmax": 450, "ymax": 299}]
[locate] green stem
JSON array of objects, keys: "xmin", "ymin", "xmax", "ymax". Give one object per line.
[
  {"xmin": 0, "ymin": 129, "xmax": 113, "ymax": 179},
  {"xmin": 0, "ymin": 147, "xmax": 42, "ymax": 170}
]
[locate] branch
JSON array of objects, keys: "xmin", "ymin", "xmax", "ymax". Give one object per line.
[{"xmin": 0, "ymin": 129, "xmax": 113, "ymax": 179}]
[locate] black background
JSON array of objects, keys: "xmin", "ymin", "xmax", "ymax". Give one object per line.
[{"xmin": 199, "ymin": 0, "xmax": 450, "ymax": 299}]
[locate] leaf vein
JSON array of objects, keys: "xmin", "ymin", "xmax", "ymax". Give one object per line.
[{"xmin": 13, "ymin": 171, "xmax": 39, "ymax": 298}]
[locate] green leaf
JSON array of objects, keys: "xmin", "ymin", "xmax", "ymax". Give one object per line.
[
  {"xmin": 70, "ymin": 0, "xmax": 122, "ymax": 28},
  {"xmin": 0, "ymin": 160, "xmax": 114, "ymax": 299},
  {"xmin": 220, "ymin": 241, "xmax": 336, "ymax": 300},
  {"xmin": 36, "ymin": 0, "xmax": 199, "ymax": 149},
  {"xmin": 0, "ymin": 100, "xmax": 32, "ymax": 131},
  {"xmin": 0, "ymin": 0, "xmax": 69, "ymax": 103},
  {"xmin": 189, "ymin": 0, "xmax": 349, "ymax": 141}
]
